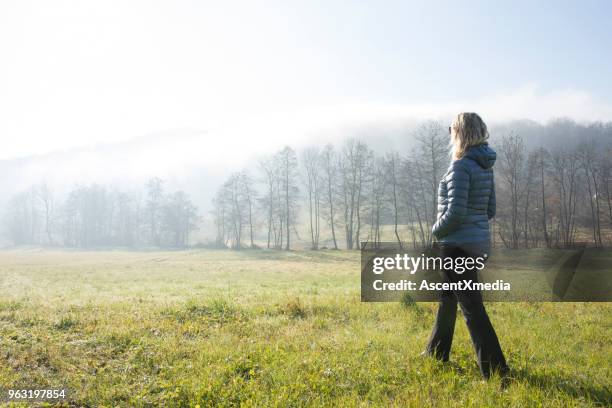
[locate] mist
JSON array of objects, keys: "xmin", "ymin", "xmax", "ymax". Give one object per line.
[{"xmin": 2, "ymin": 114, "xmax": 610, "ymax": 248}]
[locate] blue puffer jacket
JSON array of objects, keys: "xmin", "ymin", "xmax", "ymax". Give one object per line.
[{"xmin": 432, "ymin": 143, "xmax": 496, "ymax": 246}]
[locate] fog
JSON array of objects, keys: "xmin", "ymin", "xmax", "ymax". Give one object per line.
[
  {"xmin": 2, "ymin": 1, "xmax": 612, "ymax": 247},
  {"xmin": 2, "ymin": 114, "xmax": 610, "ymax": 220}
]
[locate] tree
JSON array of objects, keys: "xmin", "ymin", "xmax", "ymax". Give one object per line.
[
  {"xmin": 259, "ymin": 156, "xmax": 281, "ymax": 249},
  {"xmin": 498, "ymin": 132, "xmax": 526, "ymax": 249},
  {"xmin": 217, "ymin": 173, "xmax": 247, "ymax": 249},
  {"xmin": 37, "ymin": 182, "xmax": 54, "ymax": 245},
  {"xmin": 415, "ymin": 121, "xmax": 449, "ymax": 232},
  {"xmin": 5, "ymin": 190, "xmax": 37, "ymax": 245},
  {"xmin": 523, "ymin": 151, "xmax": 539, "ymax": 247},
  {"xmin": 601, "ymin": 147, "xmax": 612, "ymax": 226},
  {"xmin": 321, "ymin": 144, "xmax": 339, "ymax": 249},
  {"xmin": 550, "ymin": 149, "xmax": 579, "ymax": 247},
  {"xmin": 145, "ymin": 178, "xmax": 164, "ymax": 246},
  {"xmin": 212, "ymin": 189, "xmax": 229, "ymax": 248},
  {"xmin": 404, "ymin": 156, "xmax": 432, "ymax": 247},
  {"xmin": 60, "ymin": 184, "xmax": 112, "ymax": 247},
  {"xmin": 302, "ymin": 147, "xmax": 322, "ymax": 249},
  {"xmin": 367, "ymin": 156, "xmax": 388, "ymax": 248},
  {"xmin": 578, "ymin": 140, "xmax": 603, "ymax": 247},
  {"xmin": 114, "ymin": 191, "xmax": 138, "ymax": 247},
  {"xmin": 338, "ymin": 139, "xmax": 372, "ymax": 249},
  {"xmin": 162, "ymin": 191, "xmax": 199, "ymax": 247},
  {"xmin": 238, "ymin": 171, "xmax": 257, "ymax": 248},
  {"xmin": 536, "ymin": 147, "xmax": 551, "ymax": 248},
  {"xmin": 386, "ymin": 152, "xmax": 403, "ymax": 248},
  {"xmin": 277, "ymin": 146, "xmax": 299, "ymax": 250}
]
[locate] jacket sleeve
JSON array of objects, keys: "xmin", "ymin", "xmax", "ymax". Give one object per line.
[
  {"xmin": 432, "ymin": 161, "xmax": 470, "ymax": 239},
  {"xmin": 487, "ymin": 174, "xmax": 496, "ymax": 220}
]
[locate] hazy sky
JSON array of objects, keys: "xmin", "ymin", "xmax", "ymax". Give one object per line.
[{"xmin": 2, "ymin": 0, "xmax": 612, "ymax": 161}]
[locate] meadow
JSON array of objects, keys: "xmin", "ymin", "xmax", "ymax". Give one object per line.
[{"xmin": 0, "ymin": 248, "xmax": 610, "ymax": 407}]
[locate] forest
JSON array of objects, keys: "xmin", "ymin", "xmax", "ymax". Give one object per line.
[
  {"xmin": 3, "ymin": 119, "xmax": 612, "ymax": 250},
  {"xmin": 3, "ymin": 178, "xmax": 199, "ymax": 248}
]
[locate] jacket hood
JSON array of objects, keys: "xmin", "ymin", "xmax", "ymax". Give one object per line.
[{"xmin": 464, "ymin": 143, "xmax": 496, "ymax": 169}]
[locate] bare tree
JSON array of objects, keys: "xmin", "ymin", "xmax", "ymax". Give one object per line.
[
  {"xmin": 5, "ymin": 190, "xmax": 37, "ymax": 245},
  {"xmin": 321, "ymin": 144, "xmax": 339, "ymax": 249},
  {"xmin": 550, "ymin": 149, "xmax": 579, "ymax": 247},
  {"xmin": 162, "ymin": 191, "xmax": 199, "ymax": 247},
  {"xmin": 259, "ymin": 157, "xmax": 280, "ymax": 248},
  {"xmin": 367, "ymin": 157, "xmax": 388, "ymax": 248},
  {"xmin": 398, "ymin": 159, "xmax": 420, "ymax": 249},
  {"xmin": 536, "ymin": 147, "xmax": 551, "ymax": 247},
  {"xmin": 386, "ymin": 152, "xmax": 403, "ymax": 248},
  {"xmin": 601, "ymin": 147, "xmax": 612, "ymax": 226},
  {"xmin": 212, "ymin": 188, "xmax": 230, "ymax": 248},
  {"xmin": 522, "ymin": 151, "xmax": 539, "ymax": 247},
  {"xmin": 114, "ymin": 191, "xmax": 138, "ymax": 247},
  {"xmin": 238, "ymin": 171, "xmax": 257, "ymax": 248},
  {"xmin": 225, "ymin": 173, "xmax": 246, "ymax": 249},
  {"xmin": 338, "ymin": 139, "xmax": 371, "ymax": 249},
  {"xmin": 145, "ymin": 178, "xmax": 164, "ymax": 246},
  {"xmin": 302, "ymin": 147, "xmax": 322, "ymax": 249},
  {"xmin": 276, "ymin": 146, "xmax": 299, "ymax": 250},
  {"xmin": 404, "ymin": 156, "xmax": 432, "ymax": 246},
  {"xmin": 415, "ymin": 121, "xmax": 449, "ymax": 231},
  {"xmin": 37, "ymin": 182, "xmax": 54, "ymax": 245},
  {"xmin": 498, "ymin": 132, "xmax": 526, "ymax": 249},
  {"xmin": 578, "ymin": 141, "xmax": 603, "ymax": 246},
  {"xmin": 60, "ymin": 184, "xmax": 112, "ymax": 247}
]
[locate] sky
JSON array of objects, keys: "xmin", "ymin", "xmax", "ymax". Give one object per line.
[{"xmin": 1, "ymin": 0, "xmax": 612, "ymax": 161}]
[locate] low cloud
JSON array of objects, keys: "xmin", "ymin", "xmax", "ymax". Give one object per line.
[{"xmin": 1, "ymin": 84, "xmax": 611, "ymax": 208}]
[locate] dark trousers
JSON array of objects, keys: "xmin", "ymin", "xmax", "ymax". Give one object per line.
[{"xmin": 426, "ymin": 245, "xmax": 508, "ymax": 378}]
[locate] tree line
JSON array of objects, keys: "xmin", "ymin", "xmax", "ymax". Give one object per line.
[
  {"xmin": 494, "ymin": 131, "xmax": 611, "ymax": 249},
  {"xmin": 213, "ymin": 120, "xmax": 612, "ymax": 250},
  {"xmin": 3, "ymin": 178, "xmax": 199, "ymax": 248},
  {"xmin": 3, "ymin": 119, "xmax": 611, "ymax": 250}
]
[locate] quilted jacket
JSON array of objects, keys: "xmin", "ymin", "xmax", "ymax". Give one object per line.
[{"xmin": 432, "ymin": 143, "xmax": 496, "ymax": 246}]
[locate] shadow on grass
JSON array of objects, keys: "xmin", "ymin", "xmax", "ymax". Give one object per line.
[
  {"xmin": 511, "ymin": 367, "xmax": 611, "ymax": 406},
  {"xmin": 429, "ymin": 359, "xmax": 611, "ymax": 405},
  {"xmin": 550, "ymin": 248, "xmax": 583, "ymax": 300}
]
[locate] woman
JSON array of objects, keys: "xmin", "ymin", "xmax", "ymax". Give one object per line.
[{"xmin": 425, "ymin": 112, "xmax": 508, "ymax": 379}]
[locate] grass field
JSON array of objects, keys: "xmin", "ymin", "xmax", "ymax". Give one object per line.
[{"xmin": 0, "ymin": 249, "xmax": 610, "ymax": 407}]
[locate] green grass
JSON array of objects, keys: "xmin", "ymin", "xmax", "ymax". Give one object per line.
[{"xmin": 0, "ymin": 249, "xmax": 610, "ymax": 407}]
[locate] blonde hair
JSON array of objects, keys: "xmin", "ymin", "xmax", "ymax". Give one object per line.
[{"xmin": 450, "ymin": 112, "xmax": 489, "ymax": 159}]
